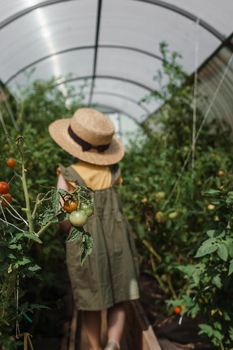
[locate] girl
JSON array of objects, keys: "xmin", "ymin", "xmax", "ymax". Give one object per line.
[{"xmin": 49, "ymin": 108, "xmax": 140, "ymax": 350}]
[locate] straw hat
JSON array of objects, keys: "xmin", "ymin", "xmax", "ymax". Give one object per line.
[{"xmin": 48, "ymin": 108, "xmax": 124, "ymax": 166}]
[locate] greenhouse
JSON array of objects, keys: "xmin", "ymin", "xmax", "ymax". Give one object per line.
[{"xmin": 0, "ymin": 1, "xmax": 233, "ymax": 349}]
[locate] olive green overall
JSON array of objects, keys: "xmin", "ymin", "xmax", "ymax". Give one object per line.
[{"xmin": 60, "ymin": 165, "xmax": 140, "ymax": 311}]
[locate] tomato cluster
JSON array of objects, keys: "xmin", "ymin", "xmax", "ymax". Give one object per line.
[
  {"xmin": 62, "ymin": 197, "xmax": 94, "ymax": 227},
  {"xmin": 0, "ymin": 158, "xmax": 16, "ymax": 207}
]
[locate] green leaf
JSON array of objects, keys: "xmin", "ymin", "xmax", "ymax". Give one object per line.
[
  {"xmin": 223, "ymin": 312, "xmax": 231, "ymax": 321},
  {"xmin": 192, "ymin": 273, "xmax": 200, "ymax": 286},
  {"xmin": 176, "ymin": 264, "xmax": 194, "ymax": 275},
  {"xmin": 229, "ymin": 327, "xmax": 233, "ymax": 341},
  {"xmin": 203, "ymin": 189, "xmax": 221, "ymax": 197},
  {"xmin": 23, "ymin": 233, "xmax": 42, "ymax": 244},
  {"xmin": 80, "ymin": 233, "xmax": 94, "ymax": 265},
  {"xmin": 14, "ymin": 257, "xmax": 31, "ymax": 267},
  {"xmin": 195, "ymin": 239, "xmax": 218, "ymax": 258},
  {"xmin": 212, "ymin": 275, "xmax": 222, "ymax": 288},
  {"xmin": 226, "ymin": 191, "xmax": 233, "ymax": 205},
  {"xmin": 28, "ymin": 265, "xmax": 41, "ymax": 272},
  {"xmin": 10, "ymin": 231, "xmax": 42, "ymax": 244},
  {"xmin": 199, "ymin": 324, "xmax": 214, "ymax": 337},
  {"xmin": 227, "ymin": 241, "xmax": 233, "ymax": 258},
  {"xmin": 228, "ymin": 260, "xmax": 233, "ymax": 275},
  {"xmin": 8, "ymin": 253, "xmax": 17, "ymax": 260},
  {"xmin": 9, "ymin": 244, "xmax": 22, "ymax": 250},
  {"xmin": 66, "ymin": 226, "xmax": 83, "ymax": 242},
  {"xmin": 217, "ymin": 243, "xmax": 228, "ymax": 261},
  {"xmin": 206, "ymin": 230, "xmax": 215, "ymax": 238}
]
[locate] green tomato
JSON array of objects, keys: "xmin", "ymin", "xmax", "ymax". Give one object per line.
[
  {"xmin": 69, "ymin": 210, "xmax": 88, "ymax": 227},
  {"xmin": 81, "ymin": 202, "xmax": 94, "ymax": 217},
  {"xmin": 168, "ymin": 211, "xmax": 179, "ymax": 219}
]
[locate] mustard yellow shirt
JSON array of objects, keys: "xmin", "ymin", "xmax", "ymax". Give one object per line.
[
  {"xmin": 57, "ymin": 161, "xmax": 122, "ymax": 191},
  {"xmin": 71, "ymin": 161, "xmax": 112, "ymax": 190}
]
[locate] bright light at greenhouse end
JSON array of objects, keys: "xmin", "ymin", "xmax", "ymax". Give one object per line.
[{"xmin": 25, "ymin": 1, "xmax": 67, "ymax": 96}]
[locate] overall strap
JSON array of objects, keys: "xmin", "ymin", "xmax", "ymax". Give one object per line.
[
  {"xmin": 110, "ymin": 165, "xmax": 121, "ymax": 186},
  {"xmin": 59, "ymin": 164, "xmax": 86, "ymax": 186}
]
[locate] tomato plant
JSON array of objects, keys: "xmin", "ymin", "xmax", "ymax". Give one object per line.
[{"xmin": 119, "ymin": 42, "xmax": 233, "ymax": 349}]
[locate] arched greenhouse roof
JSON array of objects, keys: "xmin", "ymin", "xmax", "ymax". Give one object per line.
[{"xmin": 0, "ymin": 0, "xmax": 233, "ymax": 141}]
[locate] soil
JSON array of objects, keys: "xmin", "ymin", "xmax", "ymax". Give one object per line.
[
  {"xmin": 140, "ymin": 273, "xmax": 212, "ymax": 350},
  {"xmin": 27, "ymin": 270, "xmax": 212, "ymax": 350}
]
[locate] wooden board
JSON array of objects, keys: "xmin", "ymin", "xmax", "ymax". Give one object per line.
[{"xmin": 61, "ymin": 301, "xmax": 161, "ymax": 350}]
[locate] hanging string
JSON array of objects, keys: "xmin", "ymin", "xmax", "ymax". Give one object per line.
[
  {"xmin": 191, "ymin": 17, "xmax": 200, "ymax": 172},
  {"xmin": 15, "ymin": 275, "xmax": 20, "ymax": 338},
  {"xmin": 194, "ymin": 53, "xmax": 233, "ymax": 142},
  {"xmin": 162, "ymin": 51, "xmax": 233, "ymax": 209}
]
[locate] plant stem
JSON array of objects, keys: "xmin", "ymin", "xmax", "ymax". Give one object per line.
[
  {"xmin": 21, "ymin": 163, "xmax": 34, "ymax": 234},
  {"xmin": 0, "ymin": 218, "xmax": 24, "ymax": 232},
  {"xmin": 167, "ymin": 274, "xmax": 177, "ymax": 299},
  {"xmin": 219, "ymin": 341, "xmax": 224, "ymax": 350},
  {"xmin": 142, "ymin": 239, "xmax": 161, "ymax": 262},
  {"xmin": 36, "ymin": 221, "xmax": 53, "ymax": 236}
]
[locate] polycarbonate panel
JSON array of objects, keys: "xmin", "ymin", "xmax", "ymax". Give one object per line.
[
  {"xmin": 0, "ymin": 0, "xmax": 45, "ymax": 22},
  {"xmin": 166, "ymin": 0, "xmax": 233, "ymax": 36},
  {"xmin": 108, "ymin": 113, "xmax": 121, "ymax": 134},
  {"xmin": 119, "ymin": 114, "xmax": 141, "ymax": 145},
  {"xmin": 92, "ymin": 78, "xmax": 160, "ymax": 116},
  {"xmin": 100, "ymin": 0, "xmax": 220, "ymax": 73},
  {"xmin": 7, "ymin": 49, "xmax": 95, "ymax": 90},
  {"xmin": 0, "ymin": 0, "xmax": 97, "ymax": 82},
  {"xmin": 65, "ymin": 78, "xmax": 92, "ymax": 106},
  {"xmin": 0, "ymin": 0, "xmax": 232, "ymax": 130},
  {"xmin": 92, "ymin": 92, "xmax": 149, "ymax": 122},
  {"xmin": 96, "ymin": 47, "xmax": 162, "ymax": 91},
  {"xmin": 109, "ymin": 112, "xmax": 140, "ymax": 147},
  {"xmin": 198, "ymin": 46, "xmax": 233, "ymax": 129}
]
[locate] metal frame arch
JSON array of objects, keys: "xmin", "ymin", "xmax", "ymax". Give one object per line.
[{"xmin": 55, "ymin": 74, "xmax": 154, "ymax": 93}]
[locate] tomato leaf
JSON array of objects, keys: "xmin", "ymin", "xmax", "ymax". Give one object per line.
[
  {"xmin": 80, "ymin": 233, "xmax": 93, "ymax": 265},
  {"xmin": 212, "ymin": 275, "xmax": 222, "ymax": 289},
  {"xmin": 206, "ymin": 230, "xmax": 215, "ymax": 238},
  {"xmin": 228, "ymin": 260, "xmax": 233, "ymax": 276},
  {"xmin": 66, "ymin": 226, "xmax": 83, "ymax": 242},
  {"xmin": 217, "ymin": 244, "xmax": 228, "ymax": 261},
  {"xmin": 195, "ymin": 238, "xmax": 218, "ymax": 258},
  {"xmin": 28, "ymin": 264, "xmax": 41, "ymax": 272}
]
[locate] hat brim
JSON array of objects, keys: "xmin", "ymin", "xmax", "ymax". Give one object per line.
[{"xmin": 48, "ymin": 118, "xmax": 125, "ymax": 166}]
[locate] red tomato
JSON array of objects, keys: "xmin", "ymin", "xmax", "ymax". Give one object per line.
[
  {"xmin": 6, "ymin": 158, "xmax": 16, "ymax": 169},
  {"xmin": 0, "ymin": 182, "xmax": 10, "ymax": 194},
  {"xmin": 1, "ymin": 193, "xmax": 13, "ymax": 207},
  {"xmin": 63, "ymin": 200, "xmax": 78, "ymax": 213},
  {"xmin": 174, "ymin": 306, "xmax": 182, "ymax": 315}
]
